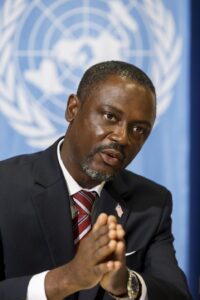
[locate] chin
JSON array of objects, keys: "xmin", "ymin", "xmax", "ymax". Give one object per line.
[{"xmin": 82, "ymin": 164, "xmax": 116, "ymax": 182}]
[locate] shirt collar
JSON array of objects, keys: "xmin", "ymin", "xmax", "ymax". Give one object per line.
[{"xmin": 57, "ymin": 139, "xmax": 105, "ymax": 197}]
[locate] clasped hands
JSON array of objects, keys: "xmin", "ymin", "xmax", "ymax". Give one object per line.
[
  {"xmin": 73, "ymin": 213, "xmax": 128, "ymax": 295},
  {"xmin": 45, "ymin": 213, "xmax": 128, "ymax": 300}
]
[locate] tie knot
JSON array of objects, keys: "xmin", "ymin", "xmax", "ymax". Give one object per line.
[{"xmin": 72, "ymin": 190, "xmax": 97, "ymax": 214}]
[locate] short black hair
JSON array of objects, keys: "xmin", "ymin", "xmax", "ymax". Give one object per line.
[{"xmin": 77, "ymin": 60, "xmax": 155, "ymax": 100}]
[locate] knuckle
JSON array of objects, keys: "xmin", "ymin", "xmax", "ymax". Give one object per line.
[{"xmin": 94, "ymin": 265, "xmax": 101, "ymax": 277}]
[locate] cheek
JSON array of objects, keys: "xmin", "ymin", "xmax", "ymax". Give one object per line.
[
  {"xmin": 125, "ymin": 142, "xmax": 144, "ymax": 163},
  {"xmin": 92, "ymin": 124, "xmax": 106, "ymax": 136},
  {"xmin": 77, "ymin": 121, "xmax": 105, "ymax": 155},
  {"xmin": 87, "ymin": 115, "xmax": 108, "ymax": 138}
]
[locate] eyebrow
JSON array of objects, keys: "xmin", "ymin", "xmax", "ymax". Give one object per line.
[{"xmin": 102, "ymin": 105, "xmax": 123, "ymax": 115}]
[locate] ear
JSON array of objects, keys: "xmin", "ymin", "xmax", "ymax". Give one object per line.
[{"xmin": 65, "ymin": 94, "xmax": 80, "ymax": 122}]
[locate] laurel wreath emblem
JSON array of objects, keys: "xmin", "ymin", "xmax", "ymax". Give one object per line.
[
  {"xmin": 0, "ymin": 0, "xmax": 59, "ymax": 148},
  {"xmin": 143, "ymin": 0, "xmax": 182, "ymax": 117},
  {"xmin": 0, "ymin": 0, "xmax": 182, "ymax": 148}
]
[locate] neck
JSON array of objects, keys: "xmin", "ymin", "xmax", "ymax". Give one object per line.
[{"xmin": 60, "ymin": 138, "xmax": 102, "ymax": 189}]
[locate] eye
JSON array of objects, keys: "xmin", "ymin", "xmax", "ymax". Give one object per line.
[
  {"xmin": 132, "ymin": 125, "xmax": 147, "ymax": 136},
  {"xmin": 103, "ymin": 112, "xmax": 117, "ymax": 122}
]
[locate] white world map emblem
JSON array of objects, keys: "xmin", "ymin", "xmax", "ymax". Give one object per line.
[{"xmin": 0, "ymin": 0, "xmax": 182, "ymax": 148}]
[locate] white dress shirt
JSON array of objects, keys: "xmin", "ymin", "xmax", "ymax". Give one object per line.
[{"xmin": 27, "ymin": 139, "xmax": 148, "ymax": 300}]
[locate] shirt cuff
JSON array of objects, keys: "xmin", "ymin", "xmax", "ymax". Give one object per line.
[
  {"xmin": 134, "ymin": 272, "xmax": 148, "ymax": 300},
  {"xmin": 26, "ymin": 271, "xmax": 49, "ymax": 300}
]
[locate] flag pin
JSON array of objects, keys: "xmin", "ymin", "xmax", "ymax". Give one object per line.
[{"xmin": 115, "ymin": 203, "xmax": 123, "ymax": 218}]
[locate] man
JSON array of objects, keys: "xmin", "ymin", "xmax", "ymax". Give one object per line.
[{"xmin": 0, "ymin": 61, "xmax": 192, "ymax": 300}]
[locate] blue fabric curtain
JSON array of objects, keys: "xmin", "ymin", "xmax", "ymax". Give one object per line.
[{"xmin": 0, "ymin": 1, "xmax": 198, "ymax": 298}]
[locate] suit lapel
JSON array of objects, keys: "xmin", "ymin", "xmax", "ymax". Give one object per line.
[
  {"xmin": 31, "ymin": 139, "xmax": 75, "ymax": 267},
  {"xmin": 93, "ymin": 177, "xmax": 131, "ymax": 229},
  {"xmin": 32, "ymin": 179, "xmax": 75, "ymax": 267},
  {"xmin": 100, "ymin": 187, "xmax": 130, "ymax": 228}
]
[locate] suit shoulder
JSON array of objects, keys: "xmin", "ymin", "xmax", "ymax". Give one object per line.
[
  {"xmin": 114, "ymin": 170, "xmax": 172, "ymax": 211},
  {"xmin": 0, "ymin": 151, "xmax": 43, "ymax": 182},
  {"xmin": 0, "ymin": 151, "xmax": 42, "ymax": 169},
  {"xmin": 118, "ymin": 169, "xmax": 170, "ymax": 195},
  {"xmin": 0, "ymin": 138, "xmax": 60, "ymax": 173}
]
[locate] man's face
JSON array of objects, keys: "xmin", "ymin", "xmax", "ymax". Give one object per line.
[{"xmin": 64, "ymin": 75, "xmax": 156, "ymax": 187}]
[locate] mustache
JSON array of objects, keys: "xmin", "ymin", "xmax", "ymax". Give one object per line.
[{"xmin": 92, "ymin": 143, "xmax": 126, "ymax": 161}]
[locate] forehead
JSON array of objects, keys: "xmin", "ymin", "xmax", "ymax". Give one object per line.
[{"xmin": 86, "ymin": 75, "xmax": 156, "ymax": 119}]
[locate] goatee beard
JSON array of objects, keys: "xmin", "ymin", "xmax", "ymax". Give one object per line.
[
  {"xmin": 82, "ymin": 161, "xmax": 115, "ymax": 182},
  {"xmin": 81, "ymin": 143, "xmax": 125, "ymax": 182}
]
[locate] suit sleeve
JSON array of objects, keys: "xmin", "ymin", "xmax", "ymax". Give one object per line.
[
  {"xmin": 0, "ymin": 276, "xmax": 32, "ymax": 300},
  {"xmin": 0, "ymin": 236, "xmax": 32, "ymax": 300},
  {"xmin": 140, "ymin": 191, "xmax": 192, "ymax": 300}
]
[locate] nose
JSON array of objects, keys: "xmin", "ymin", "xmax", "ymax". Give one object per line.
[{"xmin": 110, "ymin": 124, "xmax": 129, "ymax": 145}]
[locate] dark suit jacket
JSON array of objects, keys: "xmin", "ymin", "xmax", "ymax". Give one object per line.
[{"xmin": 0, "ymin": 139, "xmax": 192, "ymax": 300}]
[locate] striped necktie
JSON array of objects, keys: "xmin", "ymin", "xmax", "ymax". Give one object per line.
[{"xmin": 72, "ymin": 190, "xmax": 96, "ymax": 246}]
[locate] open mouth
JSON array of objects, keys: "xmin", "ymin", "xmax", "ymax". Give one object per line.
[{"xmin": 99, "ymin": 149, "xmax": 124, "ymax": 167}]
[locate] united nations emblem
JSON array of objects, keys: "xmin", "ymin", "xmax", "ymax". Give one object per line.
[{"xmin": 0, "ymin": 0, "xmax": 182, "ymax": 148}]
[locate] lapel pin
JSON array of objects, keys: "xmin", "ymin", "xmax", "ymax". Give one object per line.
[{"xmin": 115, "ymin": 203, "xmax": 123, "ymax": 218}]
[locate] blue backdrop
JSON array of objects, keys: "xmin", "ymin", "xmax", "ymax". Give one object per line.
[{"xmin": 0, "ymin": 1, "xmax": 198, "ymax": 298}]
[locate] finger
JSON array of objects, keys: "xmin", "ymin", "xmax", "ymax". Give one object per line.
[
  {"xmin": 106, "ymin": 260, "xmax": 123, "ymax": 273},
  {"xmin": 108, "ymin": 222, "xmax": 116, "ymax": 230},
  {"xmin": 94, "ymin": 240, "xmax": 117, "ymax": 263},
  {"xmin": 92, "ymin": 224, "xmax": 109, "ymax": 241},
  {"xmin": 116, "ymin": 224, "xmax": 125, "ymax": 240},
  {"xmin": 112, "ymin": 260, "xmax": 123, "ymax": 271},
  {"xmin": 108, "ymin": 228, "xmax": 117, "ymax": 240},
  {"xmin": 94, "ymin": 261, "xmax": 115, "ymax": 276},
  {"xmin": 108, "ymin": 239, "xmax": 117, "ymax": 250},
  {"xmin": 115, "ymin": 241, "xmax": 126, "ymax": 262},
  {"xmin": 94, "ymin": 233, "xmax": 110, "ymax": 250},
  {"xmin": 107, "ymin": 215, "xmax": 117, "ymax": 225},
  {"xmin": 94, "ymin": 225, "xmax": 123, "ymax": 250},
  {"xmin": 93, "ymin": 224, "xmax": 124, "ymax": 242},
  {"xmin": 106, "ymin": 260, "xmax": 116, "ymax": 272},
  {"xmin": 93, "ymin": 214, "xmax": 108, "ymax": 232}
]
